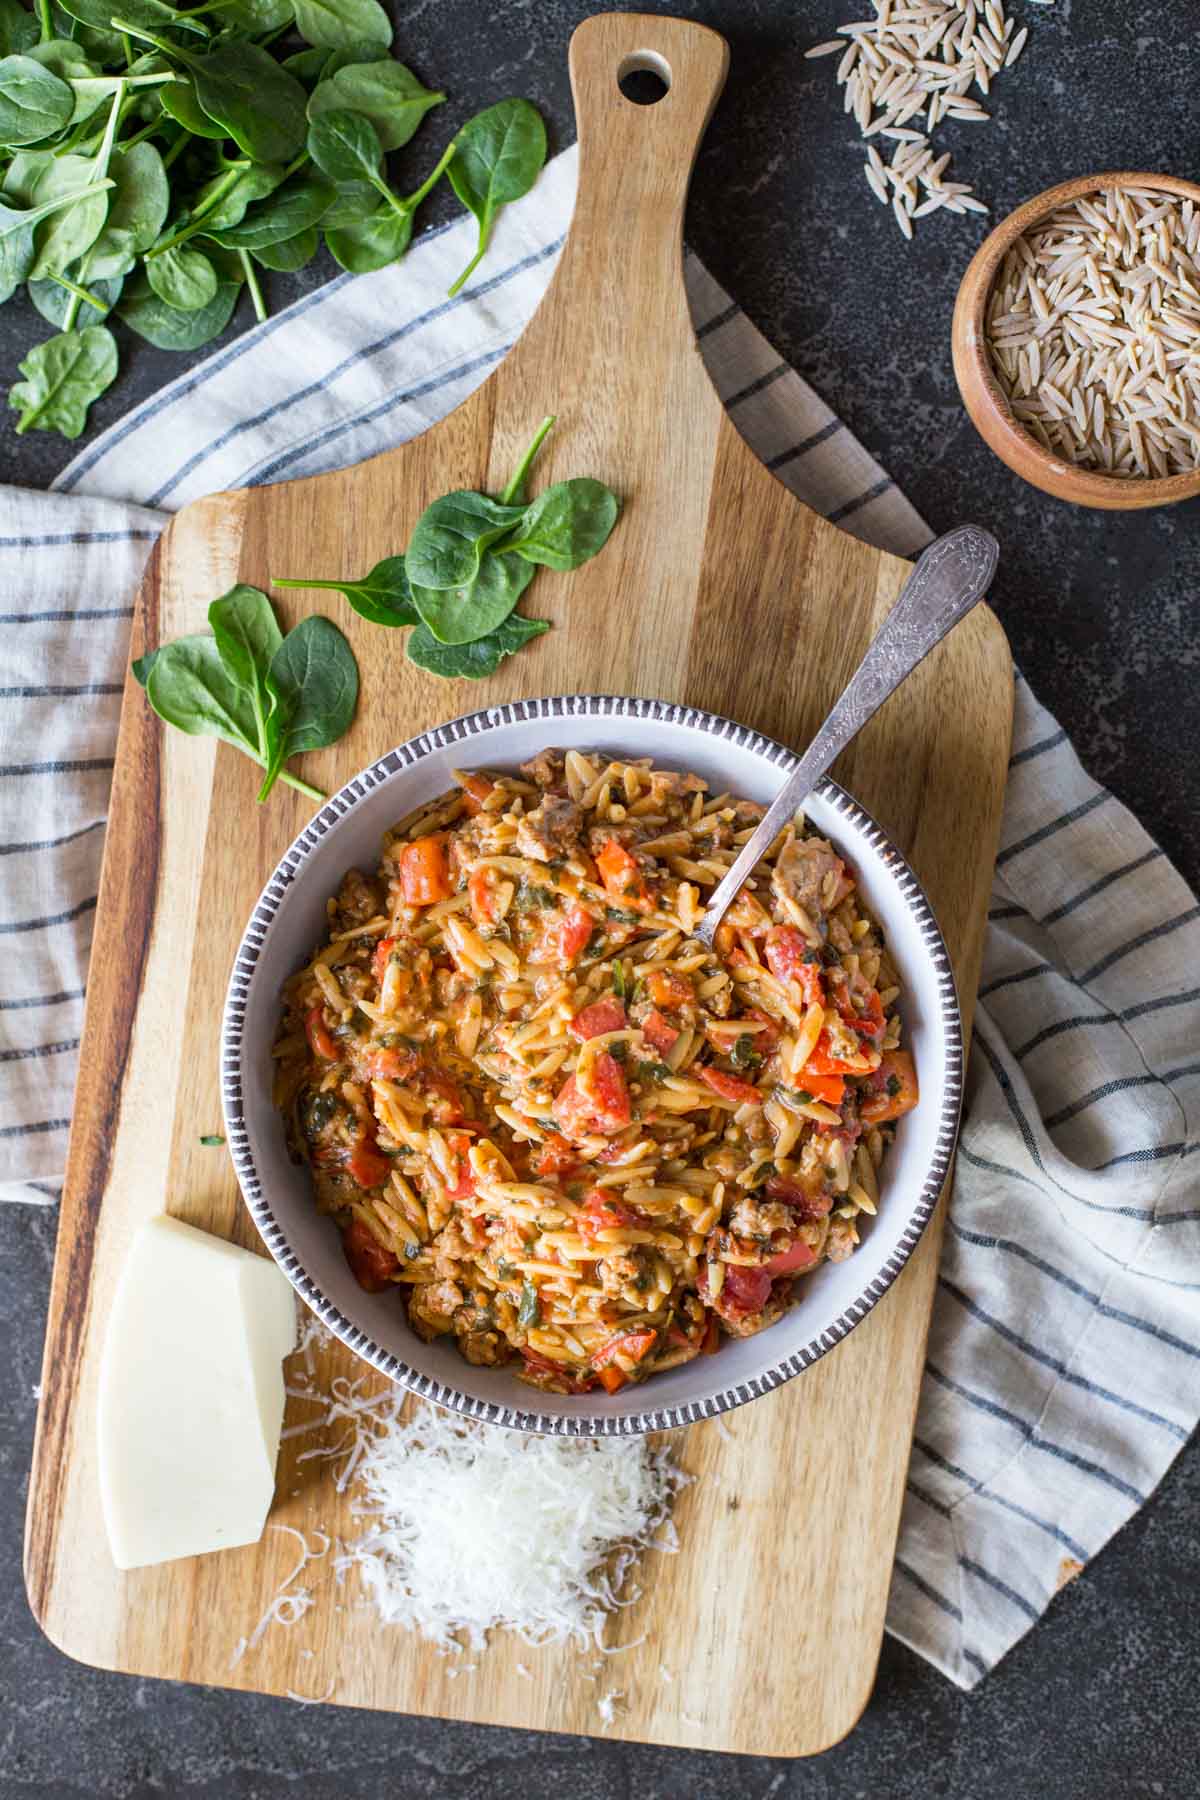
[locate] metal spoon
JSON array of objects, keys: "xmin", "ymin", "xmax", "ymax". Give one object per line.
[{"xmin": 693, "ymin": 524, "xmax": 1000, "ymax": 949}]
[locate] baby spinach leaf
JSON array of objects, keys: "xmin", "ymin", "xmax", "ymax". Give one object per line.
[
  {"xmin": 192, "ymin": 159, "xmax": 286, "ymax": 232},
  {"xmin": 135, "ymin": 593, "xmax": 356, "ymax": 806},
  {"xmin": 306, "ymin": 104, "xmax": 384, "ymax": 186},
  {"xmin": 446, "ymin": 97, "xmax": 545, "ymax": 296},
  {"xmin": 267, "ymin": 614, "xmax": 358, "ymax": 752},
  {"xmin": 404, "ymin": 489, "xmax": 527, "ymax": 591},
  {"xmin": 219, "ymin": 0, "xmax": 295, "ymax": 31},
  {"xmin": 0, "ymin": 181, "xmax": 111, "ymax": 302},
  {"xmin": 209, "ymin": 582, "xmax": 283, "ymax": 765},
  {"xmin": 66, "ymin": 0, "xmax": 207, "ymax": 37},
  {"xmin": 8, "ymin": 321, "xmax": 116, "ymax": 435},
  {"xmin": 406, "ymin": 612, "xmax": 549, "ymax": 680},
  {"xmin": 291, "ymin": 0, "xmax": 391, "ymax": 55},
  {"xmin": 118, "ymin": 265, "xmax": 239, "ymax": 348},
  {"xmin": 2, "ymin": 149, "xmax": 53, "ymax": 207},
  {"xmin": 211, "ymin": 173, "xmax": 333, "ymax": 249},
  {"xmin": 0, "ymin": 53, "xmax": 75, "ymax": 145},
  {"xmin": 25, "ymin": 39, "xmax": 104, "ymax": 123},
  {"xmin": 0, "ymin": 0, "xmax": 38, "ymax": 57},
  {"xmin": 307, "ymin": 59, "xmax": 443, "ymax": 152},
  {"xmin": 28, "ymin": 153, "xmax": 110, "ymax": 277},
  {"xmin": 257, "ymin": 612, "xmax": 358, "ymax": 801},
  {"xmin": 143, "ymin": 631, "xmax": 261, "ymax": 750},
  {"xmin": 250, "ymin": 223, "xmax": 317, "ymax": 271},
  {"xmin": 28, "ymin": 268, "xmax": 123, "ymax": 325},
  {"xmin": 501, "ymin": 478, "xmax": 620, "ymax": 570},
  {"xmin": 146, "ymin": 240, "xmax": 217, "ymax": 309},
  {"xmin": 409, "ymin": 549, "xmax": 535, "ymax": 646},
  {"xmin": 160, "ymin": 74, "xmax": 228, "ymax": 140},
  {"xmin": 209, "ymin": 582, "xmax": 284, "ymax": 692},
  {"xmin": 181, "ymin": 42, "xmax": 309, "ymax": 164},
  {"xmin": 85, "ymin": 140, "xmax": 169, "ymax": 278},
  {"xmin": 318, "ymin": 176, "xmax": 378, "ymax": 228},
  {"xmin": 323, "ymin": 196, "xmax": 410, "ymax": 272},
  {"xmin": 272, "ymin": 555, "xmax": 418, "ymax": 627}
]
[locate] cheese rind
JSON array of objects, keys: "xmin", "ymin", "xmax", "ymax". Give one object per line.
[{"xmin": 97, "ymin": 1214, "xmax": 296, "ymax": 1570}]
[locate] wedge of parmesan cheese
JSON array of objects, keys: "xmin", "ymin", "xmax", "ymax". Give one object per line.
[{"xmin": 97, "ymin": 1214, "xmax": 296, "ymax": 1570}]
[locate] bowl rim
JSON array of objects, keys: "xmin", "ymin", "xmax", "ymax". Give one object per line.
[
  {"xmin": 221, "ymin": 693, "xmax": 964, "ymax": 1436},
  {"xmin": 951, "ymin": 169, "xmax": 1200, "ymax": 510}
]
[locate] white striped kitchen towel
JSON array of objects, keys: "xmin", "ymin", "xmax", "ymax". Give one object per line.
[{"xmin": 1, "ymin": 143, "xmax": 1196, "ymax": 1688}]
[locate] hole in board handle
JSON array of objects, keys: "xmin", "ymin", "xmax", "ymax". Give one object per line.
[{"xmin": 617, "ymin": 51, "xmax": 672, "ymax": 106}]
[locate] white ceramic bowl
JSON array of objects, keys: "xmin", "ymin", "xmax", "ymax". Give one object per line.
[{"xmin": 222, "ymin": 696, "xmax": 962, "ymax": 1435}]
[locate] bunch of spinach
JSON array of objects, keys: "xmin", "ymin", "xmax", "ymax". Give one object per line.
[
  {"xmin": 0, "ymin": 0, "xmax": 548, "ymax": 442},
  {"xmin": 273, "ymin": 416, "xmax": 619, "ymax": 681},
  {"xmin": 133, "ymin": 582, "xmax": 357, "ymax": 803}
]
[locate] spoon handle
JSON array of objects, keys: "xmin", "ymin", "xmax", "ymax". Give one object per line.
[{"xmin": 694, "ymin": 524, "xmax": 1000, "ymax": 947}]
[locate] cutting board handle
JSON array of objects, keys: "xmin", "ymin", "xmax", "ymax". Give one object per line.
[{"xmin": 553, "ymin": 13, "xmax": 729, "ymax": 331}]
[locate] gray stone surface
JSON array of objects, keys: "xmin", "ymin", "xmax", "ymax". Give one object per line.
[{"xmin": 1, "ymin": 2, "xmax": 1197, "ymax": 1794}]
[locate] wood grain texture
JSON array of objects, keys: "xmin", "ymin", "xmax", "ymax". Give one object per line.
[
  {"xmin": 952, "ymin": 169, "xmax": 1200, "ymax": 510},
  {"xmin": 25, "ymin": 14, "xmax": 1013, "ymax": 1756}
]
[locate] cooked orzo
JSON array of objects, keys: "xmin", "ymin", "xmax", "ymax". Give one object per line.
[{"xmin": 273, "ymin": 750, "xmax": 919, "ymax": 1396}]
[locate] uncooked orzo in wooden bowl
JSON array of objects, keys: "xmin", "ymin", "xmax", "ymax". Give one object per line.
[
  {"xmin": 272, "ymin": 751, "xmax": 919, "ymax": 1399},
  {"xmin": 985, "ymin": 185, "xmax": 1200, "ymax": 479}
]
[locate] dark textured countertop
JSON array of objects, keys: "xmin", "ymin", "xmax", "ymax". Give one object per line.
[{"xmin": 2, "ymin": 2, "xmax": 1198, "ymax": 1795}]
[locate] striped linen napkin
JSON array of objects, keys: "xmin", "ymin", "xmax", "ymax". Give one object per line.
[{"xmin": 2, "ymin": 144, "xmax": 1196, "ymax": 1689}]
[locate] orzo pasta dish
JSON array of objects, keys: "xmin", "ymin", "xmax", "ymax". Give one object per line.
[{"xmin": 274, "ymin": 751, "xmax": 919, "ymax": 1395}]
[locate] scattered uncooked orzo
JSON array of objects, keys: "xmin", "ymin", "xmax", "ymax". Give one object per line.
[
  {"xmin": 805, "ymin": 1, "xmax": 1038, "ymax": 240},
  {"xmin": 985, "ymin": 188, "xmax": 1200, "ymax": 479}
]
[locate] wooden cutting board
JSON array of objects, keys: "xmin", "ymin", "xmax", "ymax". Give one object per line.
[{"xmin": 25, "ymin": 13, "xmax": 1012, "ymax": 1756}]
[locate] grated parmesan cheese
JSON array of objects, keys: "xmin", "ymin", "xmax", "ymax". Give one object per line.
[{"xmin": 333, "ymin": 1391, "xmax": 688, "ymax": 1654}]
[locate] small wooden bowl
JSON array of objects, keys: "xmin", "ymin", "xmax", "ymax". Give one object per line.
[{"xmin": 952, "ymin": 170, "xmax": 1200, "ymax": 510}]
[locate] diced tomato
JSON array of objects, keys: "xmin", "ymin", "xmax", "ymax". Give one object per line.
[
  {"xmin": 765, "ymin": 926, "xmax": 825, "ymax": 1005},
  {"xmin": 552, "ymin": 1075, "xmax": 595, "ymax": 1140},
  {"xmin": 596, "ymin": 838, "xmax": 653, "ymax": 911},
  {"xmin": 346, "ymin": 1134, "xmax": 391, "ymax": 1190},
  {"xmin": 720, "ymin": 1263, "xmax": 773, "ymax": 1317},
  {"xmin": 553, "ymin": 1052, "xmax": 632, "ymax": 1140},
  {"xmin": 398, "ymin": 835, "xmax": 453, "ymax": 906},
  {"xmin": 305, "ymin": 1004, "xmax": 338, "ymax": 1061},
  {"xmin": 591, "ymin": 1327, "xmax": 657, "ymax": 1371},
  {"xmin": 579, "ymin": 1189, "xmax": 647, "ymax": 1239},
  {"xmin": 642, "ymin": 1009, "xmax": 680, "ymax": 1055},
  {"xmin": 554, "ymin": 902, "xmax": 595, "ymax": 965},
  {"xmin": 697, "ymin": 1065, "xmax": 763, "ymax": 1106},
  {"xmin": 804, "ymin": 1032, "xmax": 865, "ymax": 1077},
  {"xmin": 570, "ymin": 996, "xmax": 627, "ymax": 1041},
  {"xmin": 765, "ymin": 1237, "xmax": 819, "ymax": 1277},
  {"xmin": 342, "ymin": 1217, "xmax": 399, "ymax": 1292},
  {"xmin": 834, "ymin": 970, "xmax": 885, "ymax": 1043},
  {"xmin": 646, "ymin": 967, "xmax": 693, "ymax": 1010},
  {"xmin": 443, "ymin": 1131, "xmax": 477, "ymax": 1202},
  {"xmin": 372, "ymin": 935, "xmax": 396, "ymax": 984},
  {"xmin": 533, "ymin": 1137, "xmax": 580, "ymax": 1179},
  {"xmin": 791, "ymin": 1071, "xmax": 846, "ymax": 1106},
  {"xmin": 421, "ymin": 1070, "xmax": 467, "ymax": 1126},
  {"xmin": 458, "ymin": 770, "xmax": 494, "ymax": 815},
  {"xmin": 765, "ymin": 1175, "xmax": 833, "ymax": 1223},
  {"xmin": 598, "ymin": 1365, "xmax": 628, "ymax": 1394},
  {"xmin": 578, "ymin": 1050, "xmax": 632, "ymax": 1128},
  {"xmin": 859, "ymin": 1049, "xmax": 920, "ymax": 1124},
  {"xmin": 468, "ymin": 866, "xmax": 498, "ymax": 923},
  {"xmin": 364, "ymin": 1045, "xmax": 419, "ymax": 1082},
  {"xmin": 714, "ymin": 921, "xmax": 736, "ymax": 957}
]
